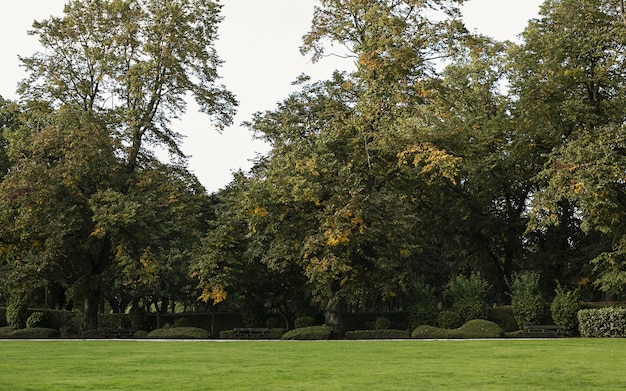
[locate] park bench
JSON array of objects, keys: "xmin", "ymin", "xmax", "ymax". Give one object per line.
[
  {"xmin": 233, "ymin": 328, "xmax": 270, "ymax": 338},
  {"xmin": 522, "ymin": 324, "xmax": 564, "ymax": 336}
]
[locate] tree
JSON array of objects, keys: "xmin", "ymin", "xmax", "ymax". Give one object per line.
[
  {"xmin": 515, "ymin": 0, "xmax": 626, "ymax": 296},
  {"xmin": 1, "ymin": 0, "xmax": 235, "ymax": 329}
]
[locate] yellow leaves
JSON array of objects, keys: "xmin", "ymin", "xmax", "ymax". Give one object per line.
[
  {"xmin": 571, "ymin": 180, "xmax": 585, "ymax": 195},
  {"xmin": 398, "ymin": 143, "xmax": 461, "ymax": 184},
  {"xmin": 326, "ymin": 226, "xmax": 351, "ymax": 246},
  {"xmin": 250, "ymin": 206, "xmax": 269, "ymax": 217},
  {"xmin": 199, "ymin": 284, "xmax": 227, "ymax": 305}
]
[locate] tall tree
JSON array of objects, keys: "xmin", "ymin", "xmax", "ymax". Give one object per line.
[
  {"xmin": 1, "ymin": 0, "xmax": 235, "ymax": 329},
  {"xmin": 515, "ymin": 0, "xmax": 626, "ymax": 295}
]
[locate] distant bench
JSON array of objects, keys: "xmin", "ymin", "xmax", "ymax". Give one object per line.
[
  {"xmin": 523, "ymin": 324, "xmax": 564, "ymax": 336},
  {"xmin": 233, "ymin": 328, "xmax": 270, "ymax": 338}
]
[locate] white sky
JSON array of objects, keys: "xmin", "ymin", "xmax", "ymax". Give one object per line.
[{"xmin": 0, "ymin": 0, "xmax": 543, "ymax": 193}]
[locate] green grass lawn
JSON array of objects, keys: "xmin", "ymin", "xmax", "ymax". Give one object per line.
[{"xmin": 1, "ymin": 339, "xmax": 625, "ymax": 390}]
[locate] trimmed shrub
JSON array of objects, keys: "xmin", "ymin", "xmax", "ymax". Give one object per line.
[
  {"xmin": 457, "ymin": 319, "xmax": 504, "ymax": 338},
  {"xmin": 9, "ymin": 327, "xmax": 60, "ymax": 339},
  {"xmin": 281, "ymin": 325, "xmax": 332, "ymax": 340},
  {"xmin": 412, "ymin": 320, "xmax": 503, "ymax": 339},
  {"xmin": 445, "ymin": 273, "xmax": 491, "ymax": 323},
  {"xmin": 294, "ymin": 316, "xmax": 316, "ymax": 329},
  {"xmin": 146, "ymin": 327, "xmax": 210, "ymax": 339},
  {"xmin": 26, "ymin": 312, "xmax": 48, "ymax": 329},
  {"xmin": 550, "ymin": 284, "xmax": 581, "ymax": 336},
  {"xmin": 345, "ymin": 329, "xmax": 410, "ymax": 340},
  {"xmin": 578, "ymin": 307, "xmax": 626, "ymax": 338},
  {"xmin": 437, "ymin": 310, "xmax": 463, "ymax": 329},
  {"xmin": 411, "ymin": 325, "xmax": 453, "ymax": 339},
  {"xmin": 174, "ymin": 317, "xmax": 189, "ymax": 327},
  {"xmin": 509, "ymin": 271, "xmax": 545, "ymax": 329}
]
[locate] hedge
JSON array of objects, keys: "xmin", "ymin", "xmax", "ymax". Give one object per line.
[
  {"xmin": 578, "ymin": 307, "xmax": 626, "ymax": 338},
  {"xmin": 281, "ymin": 325, "xmax": 332, "ymax": 340},
  {"xmin": 219, "ymin": 328, "xmax": 286, "ymax": 339},
  {"xmin": 412, "ymin": 319, "xmax": 504, "ymax": 339},
  {"xmin": 9, "ymin": 327, "xmax": 60, "ymax": 339},
  {"xmin": 146, "ymin": 327, "xmax": 210, "ymax": 339},
  {"xmin": 344, "ymin": 329, "xmax": 410, "ymax": 340}
]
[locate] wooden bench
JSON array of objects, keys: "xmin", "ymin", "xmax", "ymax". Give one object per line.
[
  {"xmin": 522, "ymin": 324, "xmax": 564, "ymax": 336},
  {"xmin": 233, "ymin": 328, "xmax": 270, "ymax": 338}
]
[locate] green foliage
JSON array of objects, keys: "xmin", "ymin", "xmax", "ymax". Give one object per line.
[
  {"xmin": 145, "ymin": 327, "xmax": 209, "ymax": 339},
  {"xmin": 26, "ymin": 312, "xmax": 48, "ymax": 329},
  {"xmin": 437, "ymin": 310, "xmax": 463, "ymax": 329},
  {"xmin": 550, "ymin": 284, "xmax": 581, "ymax": 335},
  {"xmin": 375, "ymin": 316, "xmax": 392, "ymax": 330},
  {"xmin": 174, "ymin": 317, "xmax": 189, "ymax": 327},
  {"xmin": 407, "ymin": 281, "xmax": 439, "ymax": 328},
  {"xmin": 509, "ymin": 272, "xmax": 545, "ymax": 328},
  {"xmin": 445, "ymin": 273, "xmax": 491, "ymax": 322},
  {"xmin": 128, "ymin": 306, "xmax": 149, "ymax": 330},
  {"xmin": 8, "ymin": 327, "xmax": 60, "ymax": 339},
  {"xmin": 6, "ymin": 299, "xmax": 28, "ymax": 329},
  {"xmin": 281, "ymin": 325, "xmax": 332, "ymax": 340},
  {"xmin": 344, "ymin": 329, "xmax": 410, "ymax": 340},
  {"xmin": 411, "ymin": 319, "xmax": 504, "ymax": 339},
  {"xmin": 294, "ymin": 316, "xmax": 316, "ymax": 329},
  {"xmin": 486, "ymin": 306, "xmax": 518, "ymax": 332},
  {"xmin": 578, "ymin": 307, "xmax": 626, "ymax": 338}
]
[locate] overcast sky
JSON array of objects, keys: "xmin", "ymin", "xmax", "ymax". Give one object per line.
[{"xmin": 0, "ymin": 0, "xmax": 544, "ymax": 192}]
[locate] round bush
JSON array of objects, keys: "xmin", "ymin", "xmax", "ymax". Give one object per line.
[
  {"xmin": 146, "ymin": 327, "xmax": 209, "ymax": 339},
  {"xmin": 375, "ymin": 316, "xmax": 392, "ymax": 330},
  {"xmin": 281, "ymin": 325, "xmax": 332, "ymax": 340},
  {"xmin": 457, "ymin": 319, "xmax": 504, "ymax": 338},
  {"xmin": 411, "ymin": 325, "xmax": 451, "ymax": 339}
]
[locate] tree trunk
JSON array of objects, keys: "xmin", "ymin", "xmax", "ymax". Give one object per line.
[
  {"xmin": 83, "ymin": 289, "xmax": 100, "ymax": 330},
  {"xmin": 325, "ymin": 296, "xmax": 345, "ymax": 338}
]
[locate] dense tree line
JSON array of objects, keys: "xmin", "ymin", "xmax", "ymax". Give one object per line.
[{"xmin": 2, "ymin": 0, "xmax": 626, "ymax": 333}]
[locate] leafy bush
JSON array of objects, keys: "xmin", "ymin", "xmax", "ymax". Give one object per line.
[
  {"xmin": 437, "ymin": 310, "xmax": 463, "ymax": 329},
  {"xmin": 26, "ymin": 312, "xmax": 48, "ymax": 329},
  {"xmin": 445, "ymin": 273, "xmax": 491, "ymax": 323},
  {"xmin": 345, "ymin": 329, "xmax": 410, "ymax": 339},
  {"xmin": 407, "ymin": 280, "xmax": 439, "ymax": 328},
  {"xmin": 375, "ymin": 316, "xmax": 392, "ymax": 330},
  {"xmin": 128, "ymin": 305, "xmax": 149, "ymax": 330},
  {"xmin": 578, "ymin": 307, "xmax": 626, "ymax": 338},
  {"xmin": 9, "ymin": 327, "xmax": 60, "ymax": 339},
  {"xmin": 281, "ymin": 325, "xmax": 332, "ymax": 340},
  {"xmin": 146, "ymin": 327, "xmax": 210, "ymax": 339},
  {"xmin": 457, "ymin": 319, "xmax": 504, "ymax": 338},
  {"xmin": 411, "ymin": 325, "xmax": 453, "ymax": 339},
  {"xmin": 294, "ymin": 316, "xmax": 316, "ymax": 329},
  {"xmin": 487, "ymin": 306, "xmax": 518, "ymax": 332},
  {"xmin": 550, "ymin": 284, "xmax": 581, "ymax": 336},
  {"xmin": 412, "ymin": 320, "xmax": 503, "ymax": 339},
  {"xmin": 509, "ymin": 271, "xmax": 545, "ymax": 329},
  {"xmin": 6, "ymin": 299, "xmax": 28, "ymax": 329}
]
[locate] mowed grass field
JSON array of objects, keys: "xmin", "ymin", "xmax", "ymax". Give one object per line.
[{"xmin": 1, "ymin": 339, "xmax": 625, "ymax": 390}]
